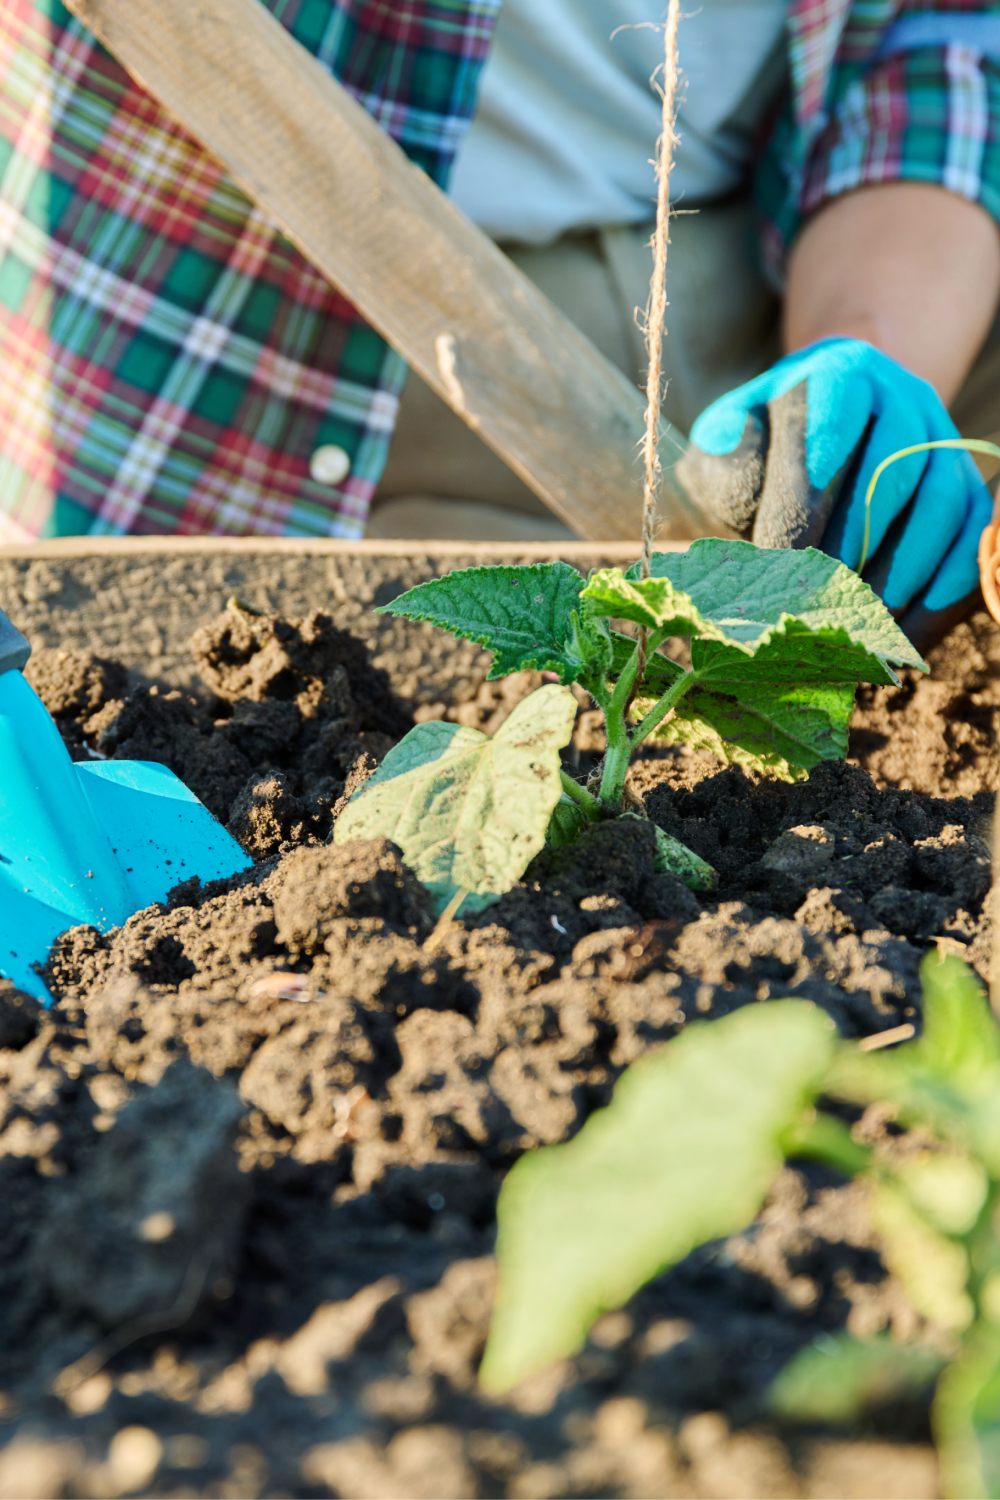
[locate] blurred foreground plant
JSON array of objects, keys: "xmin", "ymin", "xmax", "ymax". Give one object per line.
[{"xmin": 481, "ymin": 952, "xmax": 1000, "ymax": 1499}]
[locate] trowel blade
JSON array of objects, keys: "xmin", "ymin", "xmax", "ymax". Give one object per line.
[
  {"xmin": 1, "ymin": 759, "xmax": 251, "ymax": 1005},
  {"xmin": 76, "ymin": 760, "xmax": 252, "ymax": 911},
  {"xmin": 0, "ymin": 880, "xmax": 84, "ymax": 1003}
]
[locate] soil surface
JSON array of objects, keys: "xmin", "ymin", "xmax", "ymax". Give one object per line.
[{"xmin": 2, "ymin": 589, "xmax": 998, "ymax": 1500}]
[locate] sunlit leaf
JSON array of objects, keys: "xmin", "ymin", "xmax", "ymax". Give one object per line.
[
  {"xmin": 335, "ymin": 685, "xmax": 577, "ymax": 914},
  {"xmin": 634, "ymin": 539, "xmax": 925, "ymax": 673},
  {"xmin": 872, "ymin": 1181, "xmax": 973, "ymax": 1333},
  {"xmin": 649, "ymin": 676, "xmax": 854, "ymax": 781},
  {"xmin": 585, "ymin": 541, "xmax": 922, "ymax": 777},
  {"xmin": 895, "ymin": 1152, "xmax": 988, "ymax": 1237},
  {"xmin": 480, "ymin": 1001, "xmax": 836, "ymax": 1392},
  {"xmin": 919, "ymin": 952, "xmax": 1000, "ymax": 1092},
  {"xmin": 378, "ymin": 563, "xmax": 587, "ymax": 682}
]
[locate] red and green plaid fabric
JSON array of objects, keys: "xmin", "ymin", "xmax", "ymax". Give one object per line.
[
  {"xmin": 0, "ymin": 0, "xmax": 501, "ymax": 540},
  {"xmin": 0, "ymin": 0, "xmax": 998, "ymax": 540},
  {"xmin": 758, "ymin": 0, "xmax": 1000, "ymax": 275}
]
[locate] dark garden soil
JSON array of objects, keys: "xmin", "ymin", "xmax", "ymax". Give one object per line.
[{"xmin": 2, "ymin": 594, "xmax": 999, "ymax": 1499}]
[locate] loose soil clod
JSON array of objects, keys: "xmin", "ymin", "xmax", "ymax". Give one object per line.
[{"xmin": 3, "ymin": 595, "xmax": 997, "ymax": 1498}]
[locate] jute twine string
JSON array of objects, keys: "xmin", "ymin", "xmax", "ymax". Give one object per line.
[{"xmin": 636, "ymin": 0, "xmax": 682, "ymax": 689}]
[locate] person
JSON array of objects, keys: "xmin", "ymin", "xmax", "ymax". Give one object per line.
[{"xmin": 1, "ymin": 1, "xmax": 998, "ymax": 646}]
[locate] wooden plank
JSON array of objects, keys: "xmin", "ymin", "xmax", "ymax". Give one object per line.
[
  {"xmin": 61, "ymin": 0, "xmax": 723, "ymax": 545},
  {"xmin": 0, "ymin": 537, "xmax": 684, "ymax": 562}
]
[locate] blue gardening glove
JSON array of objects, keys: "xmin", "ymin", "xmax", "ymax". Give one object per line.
[{"xmin": 675, "ymin": 338, "xmax": 992, "ymax": 650}]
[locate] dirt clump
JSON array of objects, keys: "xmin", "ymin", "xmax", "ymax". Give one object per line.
[
  {"xmin": 270, "ymin": 840, "xmax": 435, "ymax": 953},
  {"xmin": 36, "ymin": 1058, "xmax": 248, "ymax": 1327},
  {"xmin": 636, "ymin": 755, "xmax": 991, "ymax": 965},
  {"xmin": 847, "ymin": 606, "xmax": 1000, "ymax": 797},
  {"xmin": 27, "ymin": 602, "xmax": 414, "ymax": 839},
  {"xmin": 190, "ymin": 601, "xmax": 412, "ymax": 739},
  {"xmin": 23, "ymin": 646, "xmax": 128, "ymax": 760},
  {"xmin": 225, "ymin": 770, "xmax": 311, "ymax": 860},
  {"xmin": 0, "ymin": 982, "xmax": 44, "ymax": 1051}
]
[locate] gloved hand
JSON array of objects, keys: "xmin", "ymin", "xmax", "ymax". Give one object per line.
[{"xmin": 675, "ymin": 337, "xmax": 992, "ymax": 651}]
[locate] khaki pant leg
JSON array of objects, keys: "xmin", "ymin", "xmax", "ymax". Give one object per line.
[
  {"xmin": 368, "ymin": 198, "xmax": 779, "ymax": 540},
  {"xmin": 600, "ymin": 195, "xmax": 780, "ymax": 435}
]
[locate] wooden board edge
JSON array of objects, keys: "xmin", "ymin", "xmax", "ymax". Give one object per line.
[{"xmin": 0, "ymin": 537, "xmax": 689, "ymax": 563}]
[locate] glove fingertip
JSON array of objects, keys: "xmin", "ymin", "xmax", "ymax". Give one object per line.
[
  {"xmin": 678, "ymin": 413, "xmax": 767, "ymax": 534},
  {"xmin": 690, "ymin": 396, "xmax": 765, "ymax": 457}
]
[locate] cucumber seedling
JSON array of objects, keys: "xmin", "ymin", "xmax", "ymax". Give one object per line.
[{"xmin": 335, "ymin": 538, "xmax": 923, "ymax": 915}]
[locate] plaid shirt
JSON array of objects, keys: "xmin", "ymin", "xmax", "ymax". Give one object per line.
[
  {"xmin": 0, "ymin": 0, "xmax": 997, "ymax": 540},
  {"xmin": 758, "ymin": 0, "xmax": 1000, "ymax": 275}
]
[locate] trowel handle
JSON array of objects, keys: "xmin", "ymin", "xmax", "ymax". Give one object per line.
[{"xmin": 0, "ymin": 607, "xmax": 31, "ymax": 676}]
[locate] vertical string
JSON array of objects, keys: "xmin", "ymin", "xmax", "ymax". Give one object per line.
[{"xmin": 635, "ymin": 0, "xmax": 681, "ymax": 689}]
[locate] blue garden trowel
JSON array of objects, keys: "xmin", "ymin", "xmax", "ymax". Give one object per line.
[{"xmin": 0, "ymin": 607, "xmax": 252, "ymax": 1004}]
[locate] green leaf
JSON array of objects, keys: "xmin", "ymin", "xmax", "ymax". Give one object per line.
[
  {"xmin": 919, "ymin": 952, "xmax": 1000, "ymax": 1092},
  {"xmin": 582, "ymin": 569, "xmax": 718, "ymax": 642},
  {"xmin": 768, "ymin": 1333, "xmax": 944, "ymax": 1425},
  {"xmin": 650, "ymin": 824, "xmax": 716, "ymax": 892},
  {"xmin": 631, "ymin": 637, "xmax": 858, "ymax": 781},
  {"xmin": 656, "ymin": 678, "xmax": 855, "ymax": 781},
  {"xmin": 566, "ymin": 610, "xmax": 614, "ymax": 695},
  {"xmin": 588, "ymin": 543, "xmax": 924, "ymax": 778},
  {"xmin": 547, "ymin": 796, "xmax": 589, "ymax": 849},
  {"xmin": 691, "ymin": 620, "xmax": 908, "ymax": 688},
  {"xmin": 894, "ymin": 1151, "xmax": 988, "ymax": 1237},
  {"xmin": 607, "ymin": 547, "xmax": 925, "ymax": 777},
  {"xmin": 635, "ymin": 538, "xmax": 926, "ymax": 675},
  {"xmin": 612, "ymin": 815, "xmax": 716, "ymax": 891},
  {"xmin": 480, "ymin": 1000, "xmax": 836, "ymax": 1393},
  {"xmin": 824, "ymin": 956, "xmax": 1000, "ymax": 1171},
  {"xmin": 584, "ymin": 542, "xmax": 922, "ymax": 683},
  {"xmin": 914, "ymin": 955, "xmax": 1000, "ymax": 1173},
  {"xmin": 377, "ymin": 563, "xmax": 586, "ymax": 682},
  {"xmin": 334, "ymin": 684, "xmax": 577, "ymax": 914},
  {"xmin": 935, "ymin": 1321, "xmax": 1000, "ymax": 1500},
  {"xmin": 871, "ymin": 1180, "xmax": 974, "ymax": 1333}
]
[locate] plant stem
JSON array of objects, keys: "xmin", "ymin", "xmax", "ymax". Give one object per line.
[
  {"xmin": 597, "ymin": 641, "xmax": 641, "ymax": 811},
  {"xmin": 963, "ymin": 1183, "xmax": 1000, "ymax": 1316},
  {"xmin": 559, "ymin": 771, "xmax": 602, "ymax": 820},
  {"xmin": 859, "ymin": 438, "xmax": 1000, "ymax": 573},
  {"xmin": 597, "ymin": 636, "xmax": 648, "ymax": 810},
  {"xmin": 598, "ymin": 732, "xmax": 634, "ymax": 813},
  {"xmin": 631, "ymin": 669, "xmax": 695, "ymax": 749},
  {"xmin": 599, "ymin": 637, "xmax": 688, "ymax": 811},
  {"xmin": 607, "ymin": 640, "xmax": 644, "ymax": 724},
  {"xmin": 780, "ymin": 1110, "xmax": 873, "ymax": 1179}
]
